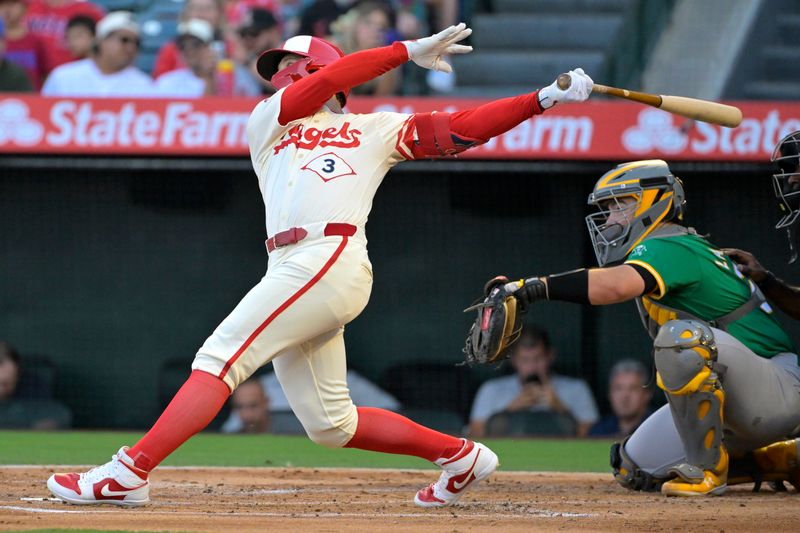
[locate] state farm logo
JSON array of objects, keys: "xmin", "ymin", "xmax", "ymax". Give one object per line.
[
  {"xmin": 0, "ymin": 99, "xmax": 44, "ymax": 146},
  {"xmin": 622, "ymin": 109, "xmax": 688, "ymax": 154},
  {"xmin": 45, "ymin": 101, "xmax": 249, "ymax": 148}
]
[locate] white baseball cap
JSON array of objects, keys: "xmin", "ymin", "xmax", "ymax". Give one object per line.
[
  {"xmin": 177, "ymin": 19, "xmax": 214, "ymax": 44},
  {"xmin": 96, "ymin": 11, "xmax": 139, "ymax": 39}
]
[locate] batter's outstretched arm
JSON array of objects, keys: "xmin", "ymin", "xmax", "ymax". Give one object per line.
[
  {"xmin": 449, "ymin": 92, "xmax": 544, "ymax": 143},
  {"xmin": 401, "ymin": 69, "xmax": 594, "ymax": 159},
  {"xmin": 279, "ymin": 23, "xmax": 474, "ymax": 124},
  {"xmin": 448, "ymin": 68, "xmax": 593, "ymax": 143},
  {"xmin": 280, "ymin": 42, "xmax": 409, "ymax": 124}
]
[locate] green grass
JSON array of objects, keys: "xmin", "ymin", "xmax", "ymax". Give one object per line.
[{"xmin": 0, "ymin": 431, "xmax": 613, "ymax": 472}]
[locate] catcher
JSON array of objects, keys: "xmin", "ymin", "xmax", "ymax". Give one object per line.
[{"xmin": 465, "ymin": 159, "xmax": 800, "ymax": 496}]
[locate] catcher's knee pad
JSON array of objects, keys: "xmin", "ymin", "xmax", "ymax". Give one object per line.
[
  {"xmin": 610, "ymin": 438, "xmax": 663, "ymax": 492},
  {"xmin": 654, "ymin": 320, "xmax": 725, "ymax": 472},
  {"xmin": 299, "ymin": 402, "xmax": 358, "ymax": 448}
]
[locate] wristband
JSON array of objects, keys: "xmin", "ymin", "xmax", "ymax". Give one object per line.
[
  {"xmin": 544, "ymin": 268, "xmax": 590, "ymax": 304},
  {"xmin": 756, "ymin": 271, "xmax": 777, "ymax": 291}
]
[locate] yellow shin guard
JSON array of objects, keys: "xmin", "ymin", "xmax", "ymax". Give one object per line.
[{"xmin": 653, "ymin": 320, "xmax": 728, "ymax": 497}]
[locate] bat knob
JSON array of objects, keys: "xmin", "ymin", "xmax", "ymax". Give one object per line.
[{"xmin": 556, "ymin": 73, "xmax": 571, "ymax": 90}]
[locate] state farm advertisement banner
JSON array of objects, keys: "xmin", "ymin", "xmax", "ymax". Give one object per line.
[{"xmin": 1, "ymin": 95, "xmax": 798, "ymax": 160}]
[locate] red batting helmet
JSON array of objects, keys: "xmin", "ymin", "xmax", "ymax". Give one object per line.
[{"xmin": 257, "ymin": 36, "xmax": 347, "ymax": 98}]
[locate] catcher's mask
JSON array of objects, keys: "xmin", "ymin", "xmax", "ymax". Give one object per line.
[
  {"xmin": 256, "ymin": 35, "xmax": 348, "ymax": 103},
  {"xmin": 771, "ymin": 131, "xmax": 800, "ymax": 262},
  {"xmin": 586, "ymin": 159, "xmax": 685, "ymax": 267}
]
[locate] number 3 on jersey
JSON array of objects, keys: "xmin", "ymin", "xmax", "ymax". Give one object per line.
[{"xmin": 301, "ymin": 152, "xmax": 357, "ymax": 182}]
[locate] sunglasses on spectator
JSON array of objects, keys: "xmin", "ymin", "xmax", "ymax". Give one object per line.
[
  {"xmin": 177, "ymin": 37, "xmax": 206, "ymax": 51},
  {"xmin": 112, "ymin": 34, "xmax": 140, "ymax": 47},
  {"xmin": 238, "ymin": 28, "xmax": 260, "ymax": 39}
]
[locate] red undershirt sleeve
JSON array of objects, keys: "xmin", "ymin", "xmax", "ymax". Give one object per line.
[
  {"xmin": 449, "ymin": 92, "xmax": 543, "ymax": 142},
  {"xmin": 278, "ymin": 42, "xmax": 410, "ymax": 125},
  {"xmin": 403, "ymin": 92, "xmax": 544, "ymax": 159}
]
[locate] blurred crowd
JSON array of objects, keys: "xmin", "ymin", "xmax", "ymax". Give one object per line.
[
  {"xmin": 0, "ymin": 0, "xmax": 469, "ymax": 97},
  {"xmin": 3, "ymin": 323, "xmax": 655, "ymax": 440},
  {"xmin": 221, "ymin": 324, "xmax": 656, "ymax": 441}
]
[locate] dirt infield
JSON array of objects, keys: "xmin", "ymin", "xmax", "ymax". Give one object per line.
[{"xmin": 1, "ymin": 466, "xmax": 799, "ymax": 532}]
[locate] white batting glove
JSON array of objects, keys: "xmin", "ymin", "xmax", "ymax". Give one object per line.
[
  {"xmin": 402, "ymin": 22, "xmax": 473, "ymax": 73},
  {"xmin": 537, "ymin": 68, "xmax": 594, "ymax": 109}
]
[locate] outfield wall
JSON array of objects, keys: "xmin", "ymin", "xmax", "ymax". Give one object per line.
[{"xmin": 1, "ymin": 156, "xmax": 796, "ymax": 428}]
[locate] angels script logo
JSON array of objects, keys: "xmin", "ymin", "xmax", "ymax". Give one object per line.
[{"xmin": 274, "ymin": 122, "xmax": 362, "ymax": 154}]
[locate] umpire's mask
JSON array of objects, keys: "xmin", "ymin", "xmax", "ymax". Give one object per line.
[
  {"xmin": 771, "ymin": 131, "xmax": 800, "ymax": 263},
  {"xmin": 586, "ymin": 160, "xmax": 685, "ymax": 267}
]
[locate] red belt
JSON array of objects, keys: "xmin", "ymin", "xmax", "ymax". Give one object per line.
[{"xmin": 266, "ymin": 223, "xmax": 357, "ymax": 253}]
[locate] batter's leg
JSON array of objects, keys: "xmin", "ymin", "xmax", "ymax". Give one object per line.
[
  {"xmin": 47, "ymin": 240, "xmax": 371, "ymax": 505},
  {"xmin": 272, "ymin": 327, "xmax": 499, "ymax": 507},
  {"xmin": 46, "ymin": 369, "xmax": 231, "ymax": 506}
]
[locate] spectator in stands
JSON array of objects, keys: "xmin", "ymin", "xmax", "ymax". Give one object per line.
[
  {"xmin": 391, "ymin": 0, "xmax": 458, "ymax": 93},
  {"xmin": 42, "ymin": 11, "xmax": 153, "ymax": 97},
  {"xmin": 64, "ymin": 14, "xmax": 94, "ymax": 60},
  {"xmin": 225, "ymin": 378, "xmax": 271, "ymax": 433},
  {"xmin": 237, "ymin": 7, "xmax": 281, "ymax": 94},
  {"xmin": 589, "ymin": 359, "xmax": 654, "ymax": 439},
  {"xmin": 0, "ymin": 17, "xmax": 33, "ymax": 90},
  {"xmin": 0, "ymin": 342, "xmax": 20, "ymax": 401},
  {"xmin": 155, "ymin": 18, "xmax": 260, "ymax": 97},
  {"xmin": 394, "ymin": 0, "xmax": 456, "ymax": 33},
  {"xmin": 0, "ymin": 0, "xmax": 48, "ymax": 88},
  {"xmin": 225, "ymin": 0, "xmax": 280, "ymax": 27},
  {"xmin": 221, "ymin": 369, "xmax": 401, "ymax": 433},
  {"xmin": 331, "ymin": 1, "xmax": 400, "ymax": 95},
  {"xmin": 0, "ymin": 342, "xmax": 72, "ymax": 429},
  {"xmin": 25, "ymin": 0, "xmax": 104, "ymax": 71},
  {"xmin": 153, "ymin": 0, "xmax": 233, "ymax": 79},
  {"xmin": 237, "ymin": 7, "xmax": 280, "ymax": 58},
  {"xmin": 469, "ymin": 324, "xmax": 599, "ymax": 438},
  {"xmin": 298, "ymin": 0, "xmax": 354, "ymax": 39}
]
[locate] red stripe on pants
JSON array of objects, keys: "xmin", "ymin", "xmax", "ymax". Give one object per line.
[{"xmin": 218, "ymin": 236, "xmax": 350, "ymax": 380}]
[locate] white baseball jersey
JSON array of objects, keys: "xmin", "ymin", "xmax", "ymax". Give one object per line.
[
  {"xmin": 192, "ymin": 93, "xmax": 419, "ymax": 447},
  {"xmin": 246, "ymin": 87, "xmax": 416, "ymax": 237}
]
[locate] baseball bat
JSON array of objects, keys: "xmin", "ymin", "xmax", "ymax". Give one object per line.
[{"xmin": 556, "ymin": 73, "xmax": 742, "ymax": 128}]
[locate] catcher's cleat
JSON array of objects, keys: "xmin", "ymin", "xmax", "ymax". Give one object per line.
[
  {"xmin": 47, "ymin": 446, "xmax": 149, "ymax": 506},
  {"xmin": 661, "ymin": 447, "xmax": 728, "ymax": 497},
  {"xmin": 730, "ymin": 438, "xmax": 800, "ymax": 491},
  {"xmin": 414, "ymin": 439, "xmax": 499, "ymax": 508},
  {"xmin": 753, "ymin": 438, "xmax": 800, "ymax": 488}
]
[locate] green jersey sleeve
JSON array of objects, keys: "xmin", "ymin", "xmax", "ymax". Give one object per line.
[{"xmin": 625, "ymin": 238, "xmax": 700, "ymax": 299}]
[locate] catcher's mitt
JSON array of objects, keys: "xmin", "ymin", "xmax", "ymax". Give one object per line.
[{"xmin": 463, "ymin": 276, "xmax": 524, "ymax": 365}]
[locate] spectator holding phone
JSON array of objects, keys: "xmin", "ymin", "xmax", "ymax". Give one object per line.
[
  {"xmin": 588, "ymin": 359, "xmax": 654, "ymax": 439},
  {"xmin": 468, "ymin": 325, "xmax": 599, "ymax": 437}
]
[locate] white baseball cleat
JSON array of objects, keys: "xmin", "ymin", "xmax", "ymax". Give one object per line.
[
  {"xmin": 414, "ymin": 439, "xmax": 499, "ymax": 507},
  {"xmin": 47, "ymin": 446, "xmax": 149, "ymax": 506}
]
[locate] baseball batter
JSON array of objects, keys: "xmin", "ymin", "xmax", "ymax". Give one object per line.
[
  {"xmin": 471, "ymin": 159, "xmax": 800, "ymax": 496},
  {"xmin": 46, "ymin": 24, "xmax": 594, "ymax": 507}
]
